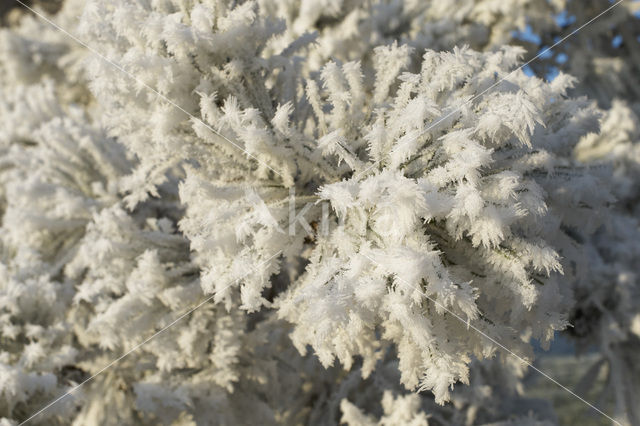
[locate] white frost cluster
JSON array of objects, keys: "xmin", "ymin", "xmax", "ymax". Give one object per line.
[{"xmin": 0, "ymin": 0, "xmax": 638, "ymax": 425}]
